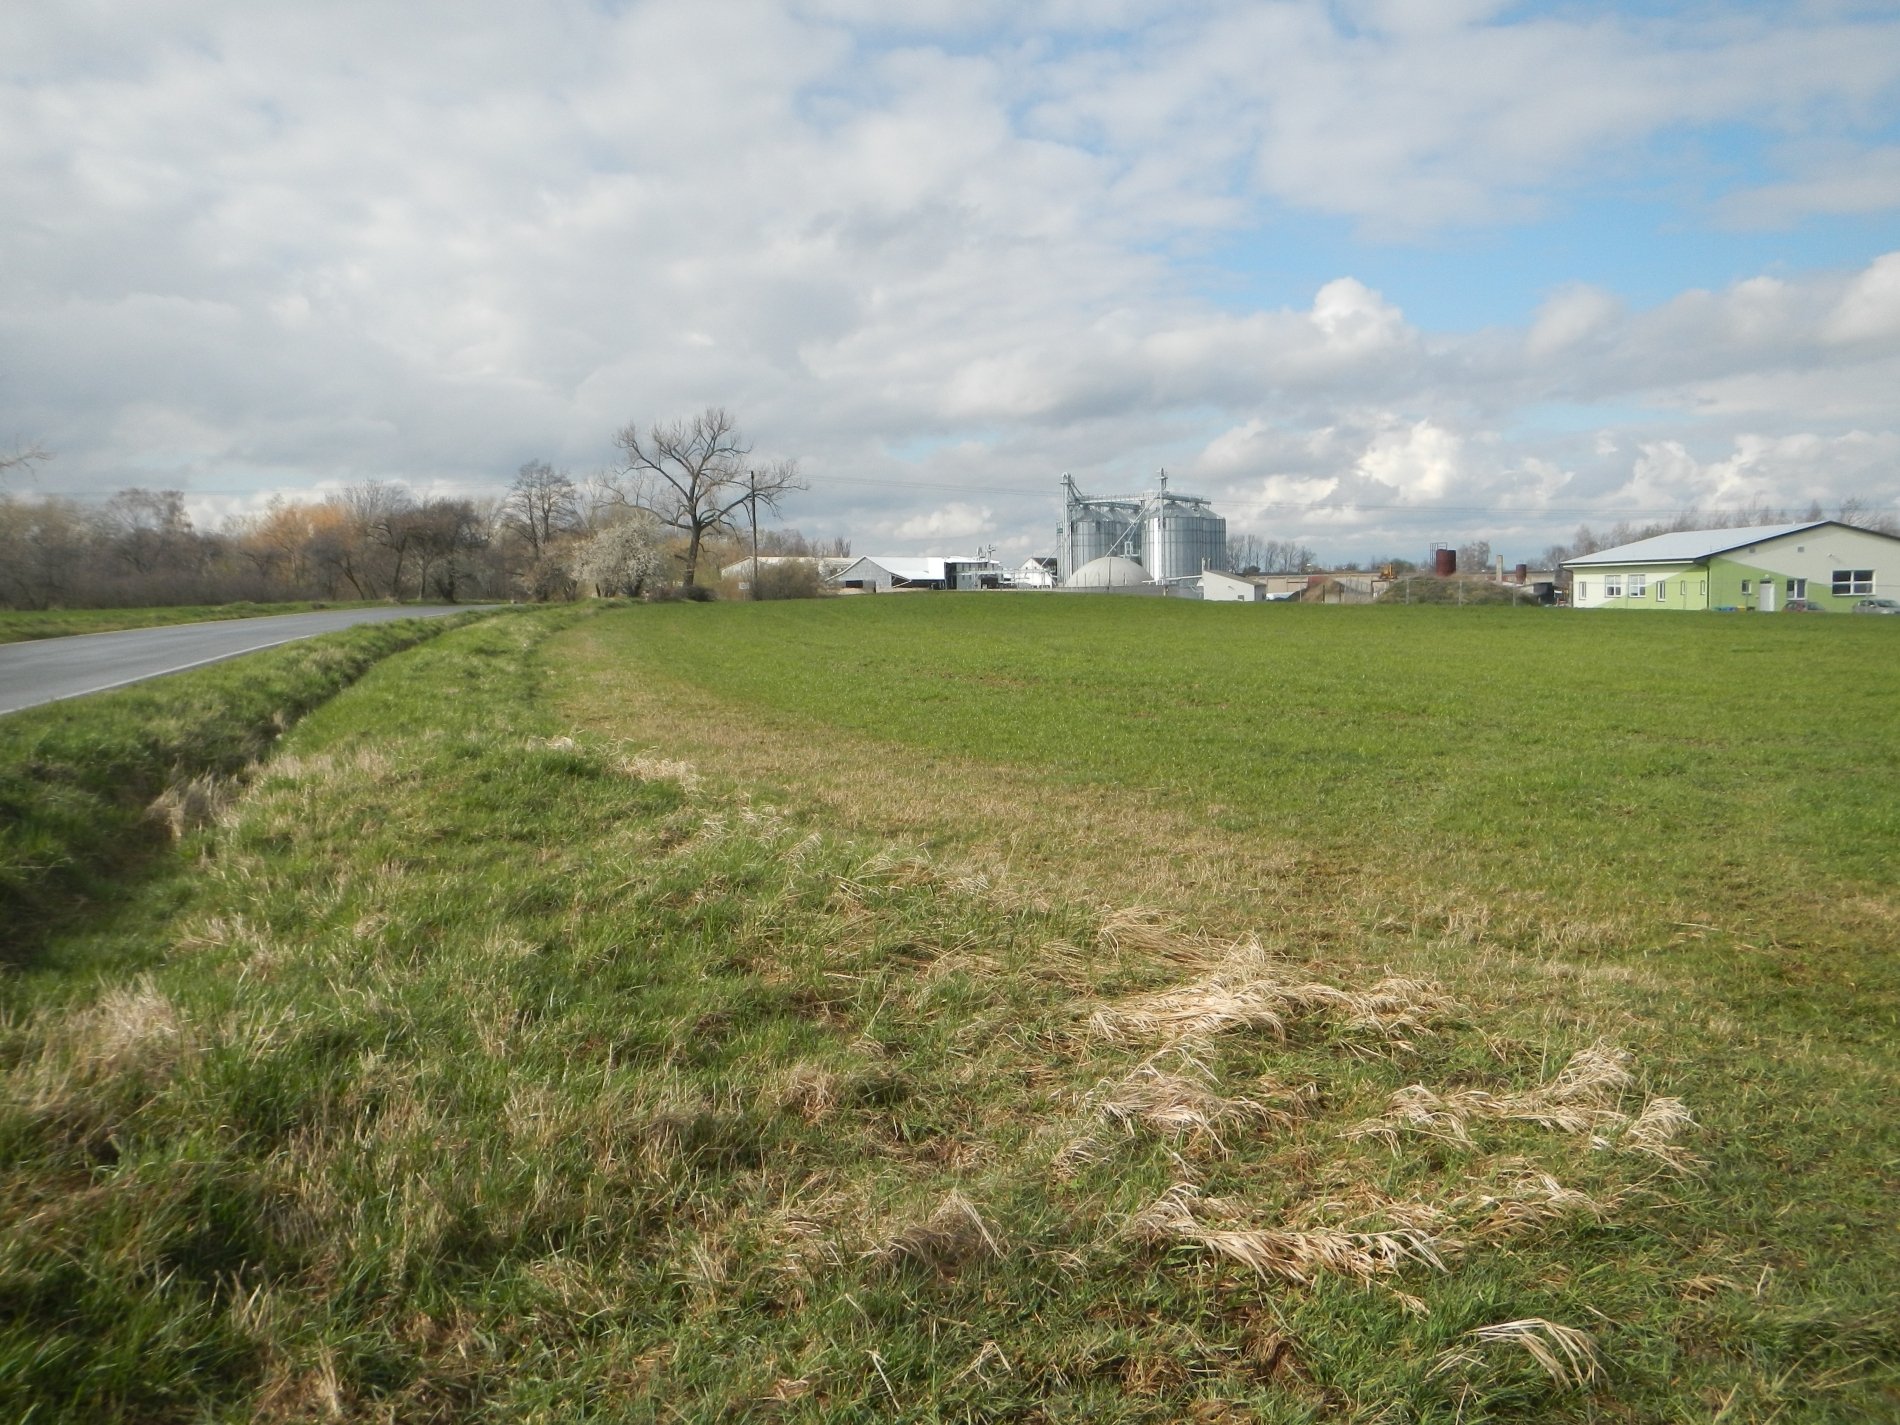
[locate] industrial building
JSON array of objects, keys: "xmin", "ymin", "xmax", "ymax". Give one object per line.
[
  {"xmin": 1056, "ymin": 472, "xmax": 1228, "ymax": 587},
  {"xmin": 829, "ymin": 555, "xmax": 1004, "ymax": 591},
  {"xmin": 1563, "ymin": 521, "xmax": 1900, "ymax": 611}
]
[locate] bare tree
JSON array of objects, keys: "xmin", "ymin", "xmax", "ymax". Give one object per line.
[
  {"xmin": 0, "ymin": 494, "xmax": 88, "ymax": 608},
  {"xmin": 1834, "ymin": 495, "xmax": 1900, "ymax": 536},
  {"xmin": 403, "ymin": 498, "xmax": 489, "ymax": 602},
  {"xmin": 0, "ymin": 441, "xmax": 50, "ymax": 482},
  {"xmin": 604, "ymin": 407, "xmax": 804, "ymax": 587},
  {"xmin": 1457, "ymin": 539, "xmax": 1494, "ymax": 578},
  {"xmin": 503, "ymin": 460, "xmax": 581, "ymax": 558},
  {"xmin": 1226, "ymin": 534, "xmax": 1314, "ymax": 574},
  {"xmin": 97, "ymin": 488, "xmax": 196, "ymax": 577}
]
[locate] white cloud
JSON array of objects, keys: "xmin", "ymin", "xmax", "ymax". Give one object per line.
[
  {"xmin": 1824, "ymin": 252, "xmax": 1900, "ymax": 345},
  {"xmin": 1720, "ymin": 145, "xmax": 1900, "ymax": 228},
  {"xmin": 1526, "ymin": 286, "xmax": 1623, "ymax": 359},
  {"xmin": 890, "ymin": 502, "xmax": 994, "ymax": 542},
  {"xmin": 2, "ymin": 2, "xmax": 1899, "ymax": 566},
  {"xmin": 1612, "ymin": 431, "xmax": 1900, "ymax": 515}
]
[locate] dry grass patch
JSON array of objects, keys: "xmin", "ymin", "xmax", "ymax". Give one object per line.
[
  {"xmin": 865, "ymin": 1190, "xmax": 1005, "ymax": 1276},
  {"xmin": 1085, "ymin": 1046, "xmax": 1311, "ymax": 1144},
  {"xmin": 147, "ymin": 771, "xmax": 237, "ymax": 841},
  {"xmin": 1130, "ymin": 1183, "xmax": 1455, "ymax": 1286},
  {"xmin": 1089, "ymin": 937, "xmax": 1457, "ymax": 1050},
  {"xmin": 1349, "ymin": 1043, "xmax": 1632, "ymax": 1145},
  {"xmin": 1434, "ymin": 1317, "xmax": 1603, "ymax": 1390}
]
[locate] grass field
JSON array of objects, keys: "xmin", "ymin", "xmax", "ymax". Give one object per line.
[
  {"xmin": 0, "ymin": 601, "xmax": 393, "ymax": 646},
  {"xmin": 1, "ymin": 597, "xmax": 1894, "ymax": 1421}
]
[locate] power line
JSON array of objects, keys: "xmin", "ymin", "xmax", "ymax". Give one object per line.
[
  {"xmin": 794, "ymin": 473, "xmax": 1899, "ymax": 521},
  {"xmin": 27, "ymin": 474, "xmax": 1899, "ymax": 524}
]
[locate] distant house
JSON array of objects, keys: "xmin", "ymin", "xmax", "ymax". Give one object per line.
[
  {"xmin": 1017, "ymin": 557, "xmax": 1058, "ymax": 588},
  {"xmin": 1562, "ymin": 521, "xmax": 1900, "ymax": 612}
]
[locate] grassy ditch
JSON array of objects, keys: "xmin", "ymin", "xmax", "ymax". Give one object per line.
[
  {"xmin": 0, "ymin": 602, "xmax": 393, "ymax": 646},
  {"xmin": 0, "ymin": 613, "xmax": 482, "ymax": 963},
  {"xmin": 0, "ymin": 604, "xmax": 1866, "ymax": 1421}
]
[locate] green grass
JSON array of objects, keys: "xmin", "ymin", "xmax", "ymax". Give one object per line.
[
  {"xmin": 0, "ymin": 613, "xmax": 480, "ymax": 965},
  {"xmin": 1, "ymin": 597, "xmax": 1895, "ymax": 1421},
  {"xmin": 574, "ymin": 596, "xmax": 1900, "ymax": 910},
  {"xmin": 0, "ymin": 601, "xmax": 395, "ymax": 645}
]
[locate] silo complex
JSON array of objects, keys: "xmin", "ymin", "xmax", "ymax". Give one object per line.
[{"xmin": 1057, "ymin": 472, "xmax": 1228, "ymax": 585}]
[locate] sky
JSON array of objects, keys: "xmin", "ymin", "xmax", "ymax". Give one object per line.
[{"xmin": 4, "ymin": 0, "xmax": 1900, "ymax": 566}]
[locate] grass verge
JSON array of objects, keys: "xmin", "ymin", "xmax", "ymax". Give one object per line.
[{"xmin": 0, "ymin": 612, "xmax": 482, "ymax": 964}]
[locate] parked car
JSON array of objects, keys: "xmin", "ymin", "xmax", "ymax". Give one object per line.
[
  {"xmin": 1784, "ymin": 599, "xmax": 1827, "ymax": 613},
  {"xmin": 1851, "ymin": 597, "xmax": 1900, "ymax": 614}
]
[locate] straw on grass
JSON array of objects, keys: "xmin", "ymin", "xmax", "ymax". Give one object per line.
[
  {"xmin": 865, "ymin": 1190, "xmax": 1004, "ymax": 1275},
  {"xmin": 1434, "ymin": 1318, "xmax": 1602, "ymax": 1390},
  {"xmin": 1131, "ymin": 1184, "xmax": 1453, "ymax": 1284},
  {"xmin": 1347, "ymin": 1044, "xmax": 1636, "ymax": 1148}
]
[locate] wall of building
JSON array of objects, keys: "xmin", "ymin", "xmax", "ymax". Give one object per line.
[
  {"xmin": 1570, "ymin": 565, "xmax": 1708, "ymax": 610},
  {"xmin": 1201, "ymin": 571, "xmax": 1264, "ymax": 602},
  {"xmin": 1713, "ymin": 527, "xmax": 1897, "ymax": 609}
]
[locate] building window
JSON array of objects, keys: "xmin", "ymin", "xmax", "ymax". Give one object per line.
[
  {"xmin": 1656, "ymin": 580, "xmax": 1666, "ymax": 601},
  {"xmin": 1741, "ymin": 580, "xmax": 1751, "ymax": 594},
  {"xmin": 1628, "ymin": 574, "xmax": 1647, "ymax": 597},
  {"xmin": 1790, "ymin": 578, "xmax": 1807, "ymax": 599},
  {"xmin": 1576, "ymin": 580, "xmax": 1588, "ymax": 601},
  {"xmin": 1833, "ymin": 569, "xmax": 1874, "ymax": 596},
  {"xmin": 1604, "ymin": 575, "xmax": 1623, "ymax": 598}
]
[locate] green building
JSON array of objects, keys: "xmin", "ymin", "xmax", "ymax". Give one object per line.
[{"xmin": 1563, "ymin": 521, "xmax": 1900, "ymax": 612}]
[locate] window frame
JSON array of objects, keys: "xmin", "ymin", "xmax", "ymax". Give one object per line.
[{"xmin": 1833, "ymin": 569, "xmax": 1875, "ymax": 597}]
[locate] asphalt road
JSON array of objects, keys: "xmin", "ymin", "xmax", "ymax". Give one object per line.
[{"xmin": 0, "ymin": 606, "xmax": 486, "ymax": 716}]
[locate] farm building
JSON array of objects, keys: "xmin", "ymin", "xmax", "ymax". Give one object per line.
[
  {"xmin": 1017, "ymin": 557, "xmax": 1058, "ymax": 588},
  {"xmin": 1563, "ymin": 521, "xmax": 1900, "ymax": 612},
  {"xmin": 718, "ymin": 555, "xmax": 853, "ymax": 589},
  {"xmin": 829, "ymin": 555, "xmax": 1002, "ymax": 591},
  {"xmin": 1201, "ymin": 570, "xmax": 1392, "ymax": 602},
  {"xmin": 1201, "ymin": 570, "xmax": 1276, "ymax": 602}
]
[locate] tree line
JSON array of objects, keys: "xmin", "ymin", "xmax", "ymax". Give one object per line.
[
  {"xmin": 1232, "ymin": 499, "xmax": 1900, "ymax": 586},
  {"xmin": 0, "ymin": 409, "xmax": 839, "ymax": 610}
]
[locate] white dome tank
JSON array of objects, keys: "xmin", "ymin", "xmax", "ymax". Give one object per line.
[{"xmin": 1065, "ymin": 555, "xmax": 1153, "ymax": 589}]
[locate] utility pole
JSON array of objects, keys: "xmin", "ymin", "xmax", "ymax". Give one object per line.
[{"xmin": 747, "ymin": 469, "xmax": 760, "ymax": 601}]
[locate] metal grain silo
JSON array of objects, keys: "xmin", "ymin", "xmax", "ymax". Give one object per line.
[
  {"xmin": 1059, "ymin": 470, "xmax": 1229, "ymax": 585},
  {"xmin": 1145, "ymin": 501, "xmax": 1228, "ymax": 583}
]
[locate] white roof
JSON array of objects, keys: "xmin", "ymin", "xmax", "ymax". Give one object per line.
[
  {"xmin": 718, "ymin": 555, "xmax": 852, "ymax": 579},
  {"xmin": 1563, "ymin": 522, "xmax": 1827, "ymax": 568},
  {"xmin": 834, "ymin": 555, "xmax": 990, "ymax": 582}
]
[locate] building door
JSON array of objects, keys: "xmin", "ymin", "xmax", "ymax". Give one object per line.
[{"xmin": 1760, "ymin": 580, "xmax": 1777, "ymax": 613}]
